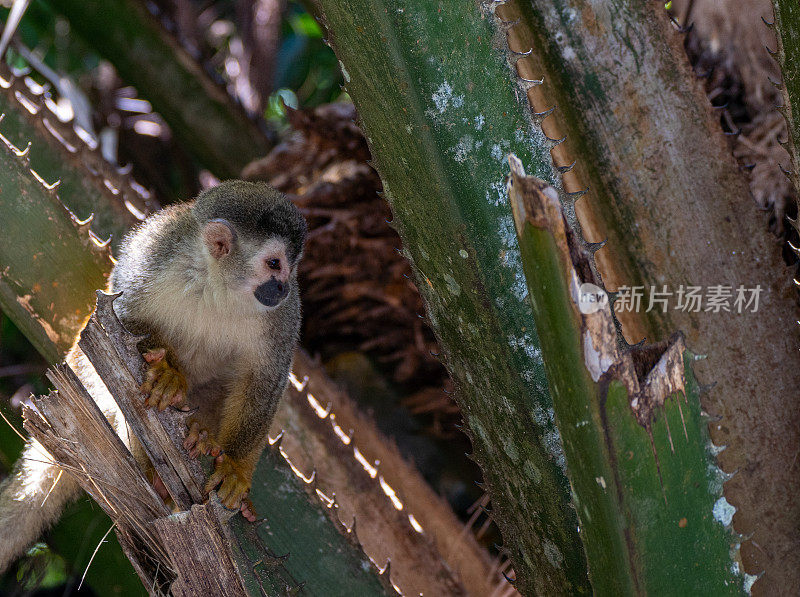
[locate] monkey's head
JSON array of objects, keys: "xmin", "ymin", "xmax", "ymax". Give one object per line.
[{"xmin": 192, "ymin": 180, "xmax": 307, "ymax": 309}]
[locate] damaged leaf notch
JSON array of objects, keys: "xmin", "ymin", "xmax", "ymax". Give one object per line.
[
  {"xmin": 508, "ymin": 154, "xmax": 744, "ymax": 594},
  {"xmin": 508, "ymin": 153, "xmax": 686, "ymax": 429}
]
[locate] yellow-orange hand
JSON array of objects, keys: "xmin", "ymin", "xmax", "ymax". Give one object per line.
[{"xmin": 140, "ymin": 348, "xmax": 187, "ymax": 411}]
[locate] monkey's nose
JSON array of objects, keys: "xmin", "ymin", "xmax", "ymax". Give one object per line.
[{"xmin": 254, "ymin": 278, "xmax": 288, "ymax": 307}]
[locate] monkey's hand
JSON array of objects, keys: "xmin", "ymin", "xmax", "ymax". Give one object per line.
[
  {"xmin": 183, "ymin": 420, "xmax": 223, "ymax": 458},
  {"xmin": 140, "ymin": 348, "xmax": 187, "ymax": 410},
  {"xmin": 205, "ymin": 454, "xmax": 257, "ymax": 521}
]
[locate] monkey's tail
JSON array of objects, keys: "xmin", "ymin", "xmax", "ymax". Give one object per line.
[
  {"xmin": 0, "ymin": 438, "xmax": 82, "ymax": 573},
  {"xmin": 0, "ymin": 348, "xmax": 125, "ymax": 573}
]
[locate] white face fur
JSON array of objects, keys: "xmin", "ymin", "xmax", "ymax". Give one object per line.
[
  {"xmin": 244, "ymin": 237, "xmax": 292, "ymax": 310},
  {"xmin": 145, "ymin": 233, "xmax": 293, "ymax": 384},
  {"xmin": 202, "ymin": 219, "xmax": 293, "ymax": 311}
]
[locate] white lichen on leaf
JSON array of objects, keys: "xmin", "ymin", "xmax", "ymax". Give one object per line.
[
  {"xmin": 712, "ymin": 496, "xmax": 736, "ymax": 527},
  {"xmin": 431, "ymin": 81, "xmax": 453, "ymax": 113},
  {"xmin": 543, "ymin": 538, "xmax": 563, "ymax": 569}
]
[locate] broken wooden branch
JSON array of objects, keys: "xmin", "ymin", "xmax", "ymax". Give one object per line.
[
  {"xmin": 78, "ymin": 291, "xmax": 203, "ymax": 509},
  {"xmin": 26, "ymin": 363, "xmax": 176, "ymax": 593}
]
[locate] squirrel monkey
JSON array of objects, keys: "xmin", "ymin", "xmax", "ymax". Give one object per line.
[{"xmin": 0, "ymin": 180, "xmax": 306, "ymax": 571}]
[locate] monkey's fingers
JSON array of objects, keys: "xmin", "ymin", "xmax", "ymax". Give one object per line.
[
  {"xmin": 192, "ymin": 430, "xmax": 210, "ymax": 458},
  {"xmin": 165, "ymin": 370, "xmax": 187, "ymax": 408},
  {"xmin": 148, "ymin": 369, "xmax": 173, "ymax": 409},
  {"xmin": 141, "ymin": 364, "xmax": 168, "ymax": 406},
  {"xmin": 140, "ymin": 365, "xmax": 161, "ymax": 396},
  {"xmin": 217, "ymin": 478, "xmax": 237, "ymax": 504},
  {"xmin": 198, "ymin": 435, "xmax": 222, "ymax": 457},
  {"xmin": 170, "ymin": 388, "xmax": 185, "ymax": 407},
  {"xmin": 204, "ymin": 461, "xmax": 226, "ymax": 494},
  {"xmin": 205, "ymin": 455, "xmax": 253, "ymax": 513},
  {"xmin": 157, "ymin": 375, "xmax": 182, "ymax": 411},
  {"xmin": 143, "ymin": 348, "xmax": 166, "ymax": 364},
  {"xmin": 183, "ymin": 422, "xmax": 201, "ymax": 452},
  {"xmin": 240, "ymin": 497, "xmax": 257, "ymax": 522},
  {"xmin": 185, "ymin": 422, "xmax": 221, "ymax": 457},
  {"xmin": 219, "ymin": 479, "xmax": 250, "ymax": 511},
  {"xmin": 142, "ymin": 360, "xmax": 187, "ymax": 410}
]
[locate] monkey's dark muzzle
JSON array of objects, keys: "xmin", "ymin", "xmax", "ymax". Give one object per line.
[{"xmin": 254, "ymin": 278, "xmax": 288, "ymax": 307}]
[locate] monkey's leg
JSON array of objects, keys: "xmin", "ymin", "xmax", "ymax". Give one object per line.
[
  {"xmin": 208, "ymin": 353, "xmax": 289, "ymax": 521},
  {"xmin": 205, "ymin": 381, "xmax": 272, "ymax": 522},
  {"xmin": 140, "ymin": 348, "xmax": 187, "ymax": 410}
]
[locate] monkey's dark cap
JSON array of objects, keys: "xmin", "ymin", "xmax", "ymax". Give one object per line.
[{"xmin": 192, "ymin": 180, "xmax": 307, "ymax": 262}]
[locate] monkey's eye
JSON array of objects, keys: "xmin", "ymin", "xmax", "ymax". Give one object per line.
[{"xmin": 267, "ymin": 258, "xmax": 281, "ymax": 271}]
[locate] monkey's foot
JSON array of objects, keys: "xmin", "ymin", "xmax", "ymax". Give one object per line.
[
  {"xmin": 183, "ymin": 421, "xmax": 223, "ymax": 458},
  {"xmin": 205, "ymin": 455, "xmax": 257, "ymax": 521},
  {"xmin": 141, "ymin": 348, "xmax": 187, "ymax": 410}
]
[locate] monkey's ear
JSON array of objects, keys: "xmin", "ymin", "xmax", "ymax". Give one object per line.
[{"xmin": 203, "ymin": 218, "xmax": 236, "ymax": 259}]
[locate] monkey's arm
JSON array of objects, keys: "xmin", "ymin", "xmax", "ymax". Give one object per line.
[{"xmin": 113, "ymin": 286, "xmax": 189, "ymax": 413}]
